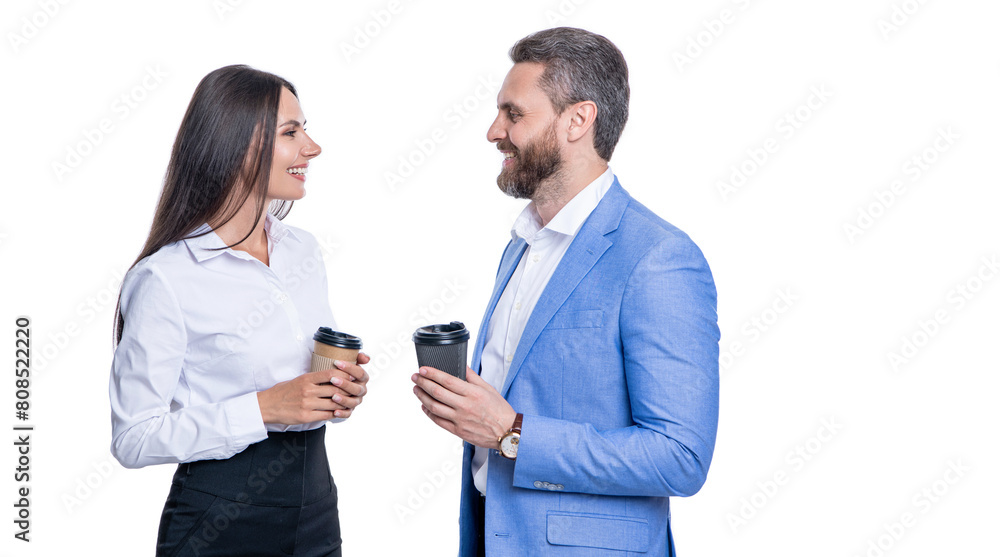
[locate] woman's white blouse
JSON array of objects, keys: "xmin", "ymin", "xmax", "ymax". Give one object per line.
[{"xmin": 110, "ymin": 214, "xmax": 340, "ymax": 469}]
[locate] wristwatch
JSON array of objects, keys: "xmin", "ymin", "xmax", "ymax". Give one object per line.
[{"xmin": 498, "ymin": 413, "xmax": 523, "ymax": 460}]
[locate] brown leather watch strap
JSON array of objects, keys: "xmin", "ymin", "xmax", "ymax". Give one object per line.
[{"xmin": 511, "ymin": 413, "xmax": 523, "ymax": 434}]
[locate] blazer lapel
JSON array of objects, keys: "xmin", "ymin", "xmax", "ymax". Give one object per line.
[
  {"xmin": 500, "ymin": 180, "xmax": 630, "ymax": 396},
  {"xmin": 472, "ymin": 238, "xmax": 528, "ymax": 371}
]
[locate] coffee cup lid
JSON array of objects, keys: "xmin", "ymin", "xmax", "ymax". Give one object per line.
[
  {"xmin": 313, "ymin": 327, "xmax": 363, "ymax": 350},
  {"xmin": 412, "ymin": 321, "xmax": 470, "ymax": 345}
]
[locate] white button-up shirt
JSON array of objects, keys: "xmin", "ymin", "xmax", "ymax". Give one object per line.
[
  {"xmin": 472, "ymin": 167, "xmax": 614, "ymax": 494},
  {"xmin": 110, "ymin": 213, "xmax": 340, "ymax": 469}
]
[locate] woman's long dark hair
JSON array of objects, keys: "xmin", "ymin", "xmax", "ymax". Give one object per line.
[{"xmin": 114, "ymin": 64, "xmax": 297, "ymax": 344}]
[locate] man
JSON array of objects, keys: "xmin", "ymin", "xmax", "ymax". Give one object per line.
[{"xmin": 411, "ymin": 27, "xmax": 719, "ymax": 556}]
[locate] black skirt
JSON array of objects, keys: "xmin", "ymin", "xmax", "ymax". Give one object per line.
[{"xmin": 156, "ymin": 426, "xmax": 341, "ymax": 557}]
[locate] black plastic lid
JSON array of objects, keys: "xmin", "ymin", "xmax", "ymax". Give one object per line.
[
  {"xmin": 412, "ymin": 321, "xmax": 470, "ymax": 346},
  {"xmin": 313, "ymin": 327, "xmax": 363, "ymax": 350}
]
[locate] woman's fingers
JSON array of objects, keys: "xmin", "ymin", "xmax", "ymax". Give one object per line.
[
  {"xmin": 333, "ymin": 359, "xmax": 370, "ymax": 384},
  {"xmin": 329, "ymin": 374, "xmax": 366, "ymax": 397},
  {"xmin": 257, "ymin": 366, "xmax": 368, "ymax": 425}
]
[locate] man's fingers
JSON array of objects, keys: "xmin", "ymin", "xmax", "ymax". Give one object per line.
[
  {"xmin": 416, "ymin": 366, "xmax": 470, "ymax": 394},
  {"xmin": 411, "ymin": 372, "xmax": 464, "ymax": 410},
  {"xmin": 412, "ymin": 384, "xmax": 441, "ymax": 412},
  {"xmin": 413, "ymin": 384, "xmax": 457, "ymax": 421},
  {"xmin": 420, "ymin": 405, "xmax": 457, "ymax": 435},
  {"xmin": 465, "ymin": 366, "xmax": 487, "ymax": 386}
]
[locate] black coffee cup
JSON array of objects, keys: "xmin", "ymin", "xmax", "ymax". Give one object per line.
[{"xmin": 412, "ymin": 321, "xmax": 470, "ymax": 380}]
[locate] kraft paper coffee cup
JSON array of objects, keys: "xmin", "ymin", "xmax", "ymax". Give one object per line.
[
  {"xmin": 412, "ymin": 321, "xmax": 470, "ymax": 380},
  {"xmin": 310, "ymin": 327, "xmax": 362, "ymax": 372}
]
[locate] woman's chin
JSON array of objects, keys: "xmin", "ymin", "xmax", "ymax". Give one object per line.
[{"xmin": 268, "ymin": 185, "xmax": 307, "ymax": 202}]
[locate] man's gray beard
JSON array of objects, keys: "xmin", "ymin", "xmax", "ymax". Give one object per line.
[{"xmin": 497, "ymin": 124, "xmax": 564, "ymax": 202}]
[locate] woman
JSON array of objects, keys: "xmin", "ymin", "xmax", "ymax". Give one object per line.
[{"xmin": 110, "ymin": 65, "xmax": 368, "ymax": 556}]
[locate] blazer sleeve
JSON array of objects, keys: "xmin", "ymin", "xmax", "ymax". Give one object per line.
[
  {"xmin": 511, "ymin": 234, "xmax": 720, "ymax": 497},
  {"xmin": 109, "ymin": 263, "xmax": 267, "ymax": 469}
]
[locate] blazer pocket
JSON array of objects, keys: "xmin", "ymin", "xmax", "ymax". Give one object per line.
[
  {"xmin": 546, "ymin": 309, "xmax": 604, "ymax": 330},
  {"xmin": 546, "ymin": 511, "xmax": 649, "ymax": 552}
]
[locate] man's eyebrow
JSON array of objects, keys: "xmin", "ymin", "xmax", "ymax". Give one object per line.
[{"xmin": 499, "ymin": 101, "xmax": 525, "ymax": 113}]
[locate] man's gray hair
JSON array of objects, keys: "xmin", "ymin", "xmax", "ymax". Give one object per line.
[{"xmin": 509, "ymin": 27, "xmax": 629, "ymax": 161}]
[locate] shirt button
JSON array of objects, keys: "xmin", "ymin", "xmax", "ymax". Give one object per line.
[
  {"xmin": 532, "ymin": 254, "xmax": 541, "ymax": 263},
  {"xmin": 514, "ymin": 301, "xmax": 522, "ymax": 311},
  {"xmin": 505, "ymin": 354, "xmax": 513, "ymax": 363},
  {"xmin": 296, "ymin": 334, "xmax": 303, "ymax": 341}
]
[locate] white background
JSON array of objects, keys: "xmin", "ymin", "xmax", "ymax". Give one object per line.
[{"xmin": 2, "ymin": 0, "xmax": 998, "ymax": 555}]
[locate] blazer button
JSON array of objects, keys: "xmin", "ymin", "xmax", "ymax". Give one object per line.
[{"xmin": 534, "ymin": 481, "xmax": 543, "ymax": 488}]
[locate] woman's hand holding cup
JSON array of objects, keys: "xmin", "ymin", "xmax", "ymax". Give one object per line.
[{"xmin": 258, "ymin": 327, "xmax": 370, "ymax": 425}]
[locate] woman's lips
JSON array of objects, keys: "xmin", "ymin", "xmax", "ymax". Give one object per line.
[{"xmin": 287, "ymin": 165, "xmax": 308, "ymax": 181}]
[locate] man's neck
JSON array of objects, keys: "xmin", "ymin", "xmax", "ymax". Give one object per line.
[{"xmin": 533, "ymin": 160, "xmax": 608, "ymax": 226}]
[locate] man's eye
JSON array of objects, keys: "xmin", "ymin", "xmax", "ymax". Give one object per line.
[{"xmin": 509, "ymin": 111, "xmax": 521, "ymax": 122}]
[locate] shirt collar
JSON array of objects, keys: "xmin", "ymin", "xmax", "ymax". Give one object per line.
[
  {"xmin": 510, "ymin": 167, "xmax": 615, "ymax": 243},
  {"xmin": 184, "ymin": 212, "xmax": 300, "ymax": 262}
]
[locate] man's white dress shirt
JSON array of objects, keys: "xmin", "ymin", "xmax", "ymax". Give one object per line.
[
  {"xmin": 110, "ymin": 213, "xmax": 340, "ymax": 469},
  {"xmin": 472, "ymin": 167, "xmax": 614, "ymax": 495}
]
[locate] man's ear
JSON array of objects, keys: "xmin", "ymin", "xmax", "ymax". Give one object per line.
[{"xmin": 565, "ymin": 100, "xmax": 598, "ymax": 143}]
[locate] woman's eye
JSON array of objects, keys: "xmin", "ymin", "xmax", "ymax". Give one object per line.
[{"xmin": 284, "ymin": 130, "xmax": 297, "ymax": 137}]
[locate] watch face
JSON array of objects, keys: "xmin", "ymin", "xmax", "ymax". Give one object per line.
[{"xmin": 500, "ymin": 433, "xmax": 519, "ymax": 458}]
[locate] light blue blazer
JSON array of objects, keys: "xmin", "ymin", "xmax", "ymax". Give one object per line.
[{"xmin": 458, "ymin": 180, "xmax": 720, "ymax": 556}]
